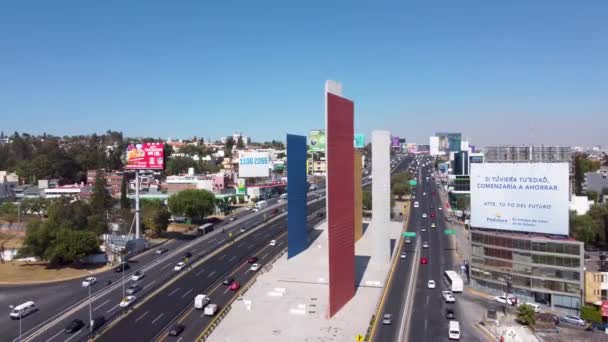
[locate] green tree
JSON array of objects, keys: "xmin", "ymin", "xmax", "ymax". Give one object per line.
[
  {"xmin": 236, "ymin": 136, "xmax": 245, "ymax": 149},
  {"xmin": 587, "ymin": 191, "xmax": 599, "ymax": 202},
  {"xmin": 168, "ymin": 189, "xmax": 215, "ymax": 221},
  {"xmin": 392, "ymin": 183, "xmax": 409, "ymax": 200},
  {"xmin": 574, "ymin": 154, "xmax": 601, "ymax": 195},
  {"xmin": 362, "ymin": 191, "xmax": 372, "ymax": 210},
  {"xmin": 18, "ymin": 221, "xmax": 53, "ymax": 260},
  {"xmin": 570, "ymin": 213, "xmax": 598, "ymax": 245},
  {"xmin": 45, "ymin": 229, "xmax": 99, "ymax": 265},
  {"xmin": 588, "ymin": 204, "xmax": 608, "ymax": 244},
  {"xmin": 141, "ymin": 200, "xmax": 170, "ymax": 237},
  {"xmin": 455, "ymin": 196, "xmax": 471, "ymax": 211},
  {"xmin": 21, "ymin": 198, "xmax": 49, "ymax": 218},
  {"xmin": 517, "ymin": 304, "xmax": 536, "ymax": 326},
  {"xmin": 224, "ymin": 137, "xmax": 235, "ymax": 158},
  {"xmin": 0, "ymin": 202, "xmax": 18, "ymax": 224},
  {"xmin": 120, "ymin": 175, "xmax": 130, "ymax": 209},
  {"xmin": 165, "ymin": 156, "xmax": 197, "ymax": 175},
  {"xmin": 89, "ymin": 175, "xmax": 113, "ymax": 216},
  {"xmin": 391, "ymin": 172, "xmax": 410, "ymax": 185},
  {"xmin": 581, "ymin": 304, "xmax": 602, "ymax": 324}
]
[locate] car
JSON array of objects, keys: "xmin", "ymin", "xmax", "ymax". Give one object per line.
[
  {"xmin": 64, "ymin": 319, "xmax": 84, "ymax": 334},
  {"xmin": 156, "ymin": 248, "xmax": 168, "ymax": 255},
  {"xmin": 405, "ymin": 238, "xmax": 412, "ymax": 244},
  {"xmin": 423, "ymin": 192, "xmax": 426, "ymax": 196},
  {"xmin": 431, "ymin": 223, "xmax": 436, "ymax": 228},
  {"xmin": 114, "ymin": 263, "xmax": 130, "ymax": 272},
  {"xmin": 445, "ymin": 308, "xmax": 456, "ymax": 319},
  {"xmin": 442, "ymin": 291, "xmax": 456, "ymax": 303},
  {"xmin": 591, "ymin": 322, "xmax": 608, "ymax": 331},
  {"xmin": 174, "ymin": 262, "xmax": 186, "ymax": 271},
  {"xmin": 400, "ymin": 252, "xmax": 407, "ymax": 259},
  {"xmin": 422, "ymin": 241, "xmax": 429, "ymax": 248},
  {"xmin": 90, "ymin": 316, "xmax": 106, "ymax": 331},
  {"xmin": 420, "ymin": 257, "xmax": 428, "ymax": 264},
  {"xmin": 427, "ymin": 280, "xmax": 436, "ymax": 289},
  {"xmin": 269, "ymin": 240, "xmax": 277, "ymax": 246},
  {"xmin": 421, "ymin": 227, "xmax": 427, "ymax": 232},
  {"xmin": 422, "ymin": 213, "xmax": 427, "ymax": 218},
  {"xmin": 493, "ymin": 295, "xmax": 516, "ymax": 306},
  {"xmin": 223, "ymin": 277, "xmax": 235, "ymax": 285},
  {"xmin": 252, "ymin": 208, "xmax": 259, "ymax": 212},
  {"xmin": 82, "ymin": 276, "xmax": 97, "ymax": 287},
  {"xmin": 169, "ymin": 324, "xmax": 185, "ymax": 336},
  {"xmin": 561, "ymin": 315, "xmax": 586, "ymax": 326},
  {"xmin": 250, "ymin": 263, "xmax": 262, "ymax": 271},
  {"xmin": 183, "ymin": 252, "xmax": 192, "ymax": 259},
  {"xmin": 126, "ymin": 284, "xmax": 142, "ymax": 295},
  {"xmin": 119, "ymin": 296, "xmax": 136, "ymax": 308},
  {"xmin": 438, "ymin": 207, "xmax": 443, "ymax": 211},
  {"xmin": 430, "ymin": 212, "xmax": 436, "ymax": 218},
  {"xmin": 229, "ymin": 217, "xmax": 236, "ymax": 221},
  {"xmin": 247, "ymin": 256, "xmax": 258, "ymax": 264},
  {"xmin": 240, "ymin": 227, "xmax": 247, "ymax": 233},
  {"xmin": 382, "ymin": 313, "xmax": 392, "ymax": 325},
  {"xmin": 229, "ymin": 281, "xmax": 241, "ymax": 291},
  {"xmin": 131, "ymin": 271, "xmax": 145, "ymax": 281},
  {"xmin": 414, "ymin": 201, "xmax": 419, "ymax": 208}
]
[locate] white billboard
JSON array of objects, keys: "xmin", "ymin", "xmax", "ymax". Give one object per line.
[
  {"xmin": 470, "ymin": 163, "xmax": 569, "ymax": 235},
  {"xmin": 430, "ymin": 136, "xmax": 440, "ymax": 156},
  {"xmin": 238, "ymin": 152, "xmax": 270, "ymax": 178}
]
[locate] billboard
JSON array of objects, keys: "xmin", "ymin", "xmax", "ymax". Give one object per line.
[
  {"xmin": 406, "ymin": 143, "xmax": 417, "ymax": 154},
  {"xmin": 391, "ymin": 136, "xmax": 400, "ymax": 147},
  {"xmin": 430, "ymin": 136, "xmax": 440, "ymax": 156},
  {"xmin": 238, "ymin": 152, "xmax": 270, "ymax": 178},
  {"xmin": 237, "ymin": 178, "xmax": 246, "ymax": 194},
  {"xmin": 353, "ymin": 134, "xmax": 365, "ymax": 148},
  {"xmin": 125, "ymin": 143, "xmax": 165, "ymax": 170},
  {"xmin": 309, "ymin": 130, "xmax": 326, "ymax": 152},
  {"xmin": 436, "ymin": 132, "xmax": 462, "ymax": 154},
  {"xmin": 470, "ymin": 163, "xmax": 569, "ymax": 235}
]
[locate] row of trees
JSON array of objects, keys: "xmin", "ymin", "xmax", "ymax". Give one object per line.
[
  {"xmin": 570, "ymin": 203, "xmax": 608, "ymax": 247},
  {"xmin": 165, "ymin": 157, "xmax": 220, "ymax": 175},
  {"xmin": 391, "ymin": 172, "xmax": 411, "ymax": 199}
]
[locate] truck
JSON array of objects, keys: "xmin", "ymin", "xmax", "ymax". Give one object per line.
[
  {"xmin": 204, "ymin": 303, "xmax": 219, "ymax": 316},
  {"xmin": 255, "ymin": 200, "xmax": 269, "ymax": 210},
  {"xmin": 194, "ymin": 294, "xmax": 210, "ymax": 309}
]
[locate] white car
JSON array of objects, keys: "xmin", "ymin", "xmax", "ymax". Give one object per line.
[
  {"xmin": 174, "ymin": 262, "xmax": 186, "ymax": 271},
  {"xmin": 414, "ymin": 201, "xmax": 419, "ymax": 208},
  {"xmin": 561, "ymin": 315, "xmax": 586, "ymax": 326},
  {"xmin": 269, "ymin": 240, "xmax": 277, "ymax": 246},
  {"xmin": 438, "ymin": 207, "xmax": 443, "ymax": 211},
  {"xmin": 81, "ymin": 277, "xmax": 97, "ymax": 287},
  {"xmin": 422, "ymin": 213, "xmax": 428, "ymax": 218},
  {"xmin": 421, "ymin": 227, "xmax": 427, "ymax": 232},
  {"xmin": 119, "ymin": 295, "xmax": 136, "ymax": 308},
  {"xmin": 422, "ymin": 241, "xmax": 429, "ymax": 248},
  {"xmin": 400, "ymin": 252, "xmax": 407, "ymax": 259},
  {"xmin": 250, "ymin": 263, "xmax": 262, "ymax": 271},
  {"xmin": 442, "ymin": 291, "xmax": 456, "ymax": 303},
  {"xmin": 493, "ymin": 295, "xmax": 516, "ymax": 305},
  {"xmin": 131, "ymin": 271, "xmax": 145, "ymax": 281},
  {"xmin": 427, "ymin": 280, "xmax": 436, "ymax": 289}
]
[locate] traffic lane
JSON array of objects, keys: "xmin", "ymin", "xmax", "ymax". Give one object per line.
[
  {"xmin": 169, "ymin": 214, "xmax": 327, "ymax": 342},
  {"xmin": 97, "ymin": 218, "xmax": 291, "ymax": 341}
]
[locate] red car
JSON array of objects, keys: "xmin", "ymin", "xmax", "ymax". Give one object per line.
[
  {"xmin": 229, "ymin": 281, "xmax": 241, "ymax": 291},
  {"xmin": 420, "ymin": 257, "xmax": 428, "ymax": 264},
  {"xmin": 247, "ymin": 256, "xmax": 258, "ymax": 264},
  {"xmin": 430, "ymin": 212, "xmax": 436, "ymax": 218}
]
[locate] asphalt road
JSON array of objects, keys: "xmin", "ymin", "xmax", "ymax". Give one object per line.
[{"xmin": 97, "ymin": 199, "xmax": 327, "ymax": 342}]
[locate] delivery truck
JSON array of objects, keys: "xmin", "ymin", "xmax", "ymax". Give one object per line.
[{"xmin": 194, "ymin": 294, "xmax": 210, "ymax": 309}]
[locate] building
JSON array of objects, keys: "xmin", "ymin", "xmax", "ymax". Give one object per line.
[
  {"xmin": 585, "ymin": 272, "xmax": 608, "ymax": 306},
  {"xmin": 0, "ymin": 171, "xmax": 18, "ymax": 201},
  {"xmin": 87, "ymin": 170, "xmax": 124, "ymax": 197},
  {"xmin": 583, "ymin": 171, "xmax": 608, "ymax": 195},
  {"xmin": 44, "ymin": 184, "xmax": 92, "ymax": 199},
  {"xmin": 483, "ymin": 146, "xmax": 572, "ymax": 163},
  {"xmin": 470, "ymin": 229, "xmax": 584, "ymax": 313},
  {"xmin": 165, "ymin": 173, "xmax": 214, "ymax": 195}
]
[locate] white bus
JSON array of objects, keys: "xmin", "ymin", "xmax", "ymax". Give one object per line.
[{"xmin": 443, "ymin": 270, "xmax": 464, "ymax": 293}]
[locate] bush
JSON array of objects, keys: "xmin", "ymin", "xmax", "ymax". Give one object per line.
[
  {"xmin": 581, "ymin": 305, "xmax": 602, "ymax": 324},
  {"xmin": 517, "ymin": 304, "xmax": 536, "ymax": 326}
]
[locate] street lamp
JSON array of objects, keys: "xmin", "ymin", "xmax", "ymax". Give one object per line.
[
  {"xmin": 9, "ymin": 305, "xmax": 22, "ymax": 342},
  {"xmin": 88, "ymin": 283, "xmax": 93, "ymax": 335}
]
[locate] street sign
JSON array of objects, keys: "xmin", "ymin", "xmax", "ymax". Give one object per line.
[
  {"xmin": 444, "ymin": 229, "xmax": 455, "ymax": 235},
  {"xmin": 409, "ymin": 179, "xmax": 417, "ymax": 186},
  {"xmin": 356, "ymin": 334, "xmax": 364, "ymax": 342},
  {"xmin": 403, "ymin": 231, "xmax": 417, "ymax": 238}
]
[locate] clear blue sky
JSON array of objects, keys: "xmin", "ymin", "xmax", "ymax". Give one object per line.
[{"xmin": 1, "ymin": 1, "xmax": 606, "ymax": 146}]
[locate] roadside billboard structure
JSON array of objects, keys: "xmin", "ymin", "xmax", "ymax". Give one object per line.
[
  {"xmin": 435, "ymin": 132, "xmax": 462, "ymax": 154},
  {"xmin": 309, "ymin": 130, "xmax": 326, "ymax": 152},
  {"xmin": 125, "ymin": 143, "xmax": 165, "ymax": 170},
  {"xmin": 237, "ymin": 178, "xmax": 246, "ymax": 195},
  {"xmin": 238, "ymin": 152, "xmax": 270, "ymax": 178},
  {"xmin": 470, "ymin": 163, "xmax": 569, "ymax": 235}
]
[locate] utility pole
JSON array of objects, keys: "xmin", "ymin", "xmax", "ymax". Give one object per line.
[
  {"xmin": 135, "ymin": 170, "xmax": 140, "ymax": 239},
  {"xmin": 504, "ymin": 274, "xmax": 512, "ymax": 315}
]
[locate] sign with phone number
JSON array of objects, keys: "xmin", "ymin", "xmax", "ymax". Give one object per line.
[{"xmin": 239, "ymin": 152, "xmax": 270, "ymax": 178}]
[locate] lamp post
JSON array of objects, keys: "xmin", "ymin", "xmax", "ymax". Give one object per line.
[{"xmin": 505, "ymin": 274, "xmax": 513, "ymax": 316}]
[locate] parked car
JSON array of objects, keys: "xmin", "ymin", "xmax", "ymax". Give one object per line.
[
  {"xmin": 81, "ymin": 277, "xmax": 97, "ymax": 287},
  {"xmin": 493, "ymin": 295, "xmax": 516, "ymax": 306},
  {"xmin": 169, "ymin": 324, "xmax": 185, "ymax": 336},
  {"xmin": 223, "ymin": 277, "xmax": 235, "ymax": 285},
  {"xmin": 561, "ymin": 315, "xmax": 586, "ymax": 326},
  {"xmin": 65, "ymin": 319, "xmax": 84, "ymax": 334}
]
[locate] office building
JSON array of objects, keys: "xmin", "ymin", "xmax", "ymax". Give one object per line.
[{"xmin": 483, "ymin": 146, "xmax": 571, "ymax": 163}]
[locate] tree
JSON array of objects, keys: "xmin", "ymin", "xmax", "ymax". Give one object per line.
[
  {"xmin": 141, "ymin": 200, "xmax": 170, "ymax": 237},
  {"xmin": 581, "ymin": 304, "xmax": 602, "ymax": 324},
  {"xmin": 120, "ymin": 175, "xmax": 130, "ymax": 209},
  {"xmin": 517, "ymin": 304, "xmax": 536, "ymax": 326},
  {"xmin": 21, "ymin": 198, "xmax": 49, "ymax": 218},
  {"xmin": 574, "ymin": 154, "xmax": 601, "ymax": 195},
  {"xmin": 362, "ymin": 191, "xmax": 372, "ymax": 210},
  {"xmin": 392, "ymin": 183, "xmax": 409, "ymax": 200},
  {"xmin": 45, "ymin": 229, "xmax": 99, "ymax": 265},
  {"xmin": 570, "ymin": 213, "xmax": 599, "ymax": 245},
  {"xmin": 168, "ymin": 189, "xmax": 215, "ymax": 221},
  {"xmin": 224, "ymin": 137, "xmax": 235, "ymax": 158},
  {"xmin": 166, "ymin": 156, "xmax": 197, "ymax": 175},
  {"xmin": 0, "ymin": 202, "xmax": 18, "ymax": 223},
  {"xmin": 89, "ymin": 175, "xmax": 113, "ymax": 216},
  {"xmin": 588, "ymin": 204, "xmax": 608, "ymax": 245},
  {"xmin": 178, "ymin": 144, "xmax": 201, "ymax": 157},
  {"xmin": 236, "ymin": 136, "xmax": 245, "ymax": 149},
  {"xmin": 18, "ymin": 221, "xmax": 53, "ymax": 260},
  {"xmin": 587, "ymin": 191, "xmax": 599, "ymax": 202},
  {"xmin": 455, "ymin": 196, "xmax": 471, "ymax": 211}
]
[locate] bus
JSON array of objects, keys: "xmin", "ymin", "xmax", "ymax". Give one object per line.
[
  {"xmin": 443, "ymin": 270, "xmax": 464, "ymax": 292},
  {"xmin": 198, "ymin": 223, "xmax": 214, "ymax": 235}
]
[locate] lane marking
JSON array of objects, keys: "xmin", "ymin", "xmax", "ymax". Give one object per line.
[
  {"xmin": 247, "ymin": 243, "xmax": 255, "ymax": 249},
  {"xmin": 64, "ymin": 329, "xmax": 81, "ymax": 342},
  {"xmin": 207, "ymin": 270, "xmax": 217, "ymax": 278},
  {"xmin": 93, "ymin": 299, "xmax": 110, "ymax": 311},
  {"xmin": 151, "ymin": 313, "xmax": 164, "ymax": 325},
  {"xmin": 135, "ymin": 310, "xmax": 150, "ymax": 323},
  {"xmin": 46, "ymin": 330, "xmax": 63, "ymax": 342},
  {"xmin": 218, "ymin": 254, "xmax": 226, "ymax": 261},
  {"xmin": 195, "ymin": 269, "xmax": 206, "ymax": 277},
  {"xmin": 229, "ymin": 256, "xmax": 236, "ymax": 262},
  {"xmin": 159, "ymin": 263, "xmax": 172, "ymax": 270},
  {"xmin": 426, "ymin": 295, "xmax": 429, "ymax": 305},
  {"xmin": 181, "ymin": 288, "xmax": 193, "ymax": 299},
  {"xmin": 264, "ymin": 233, "xmax": 270, "ymax": 239},
  {"xmin": 208, "ymin": 238, "xmax": 217, "ymax": 243},
  {"xmin": 191, "ymin": 249, "xmax": 197, "ymax": 253},
  {"xmin": 143, "ymin": 280, "xmax": 158, "ymax": 290},
  {"xmin": 168, "ymin": 288, "xmax": 181, "ymax": 297},
  {"xmin": 237, "ymin": 242, "xmax": 246, "ymax": 248},
  {"xmin": 261, "ymin": 252, "xmax": 269, "ymax": 259},
  {"xmin": 218, "ymin": 239, "xmax": 226, "ymax": 243},
  {"xmin": 106, "ymin": 304, "xmax": 119, "ymax": 313}
]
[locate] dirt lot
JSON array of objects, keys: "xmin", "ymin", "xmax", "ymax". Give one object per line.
[{"xmin": 0, "ymin": 261, "xmax": 110, "ymax": 284}]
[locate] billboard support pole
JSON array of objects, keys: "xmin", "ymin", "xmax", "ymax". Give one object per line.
[{"xmin": 135, "ymin": 170, "xmax": 140, "ymax": 239}]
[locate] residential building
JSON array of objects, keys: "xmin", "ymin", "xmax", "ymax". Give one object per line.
[
  {"xmin": 87, "ymin": 170, "xmax": 124, "ymax": 197},
  {"xmin": 483, "ymin": 146, "xmax": 572, "ymax": 163},
  {"xmin": 583, "ymin": 171, "xmax": 608, "ymax": 195},
  {"xmin": 0, "ymin": 171, "xmax": 18, "ymax": 201},
  {"xmin": 470, "ymin": 229, "xmax": 584, "ymax": 313},
  {"xmin": 44, "ymin": 184, "xmax": 92, "ymax": 199},
  {"xmin": 165, "ymin": 174, "xmax": 214, "ymax": 195},
  {"xmin": 585, "ymin": 272, "xmax": 608, "ymax": 306}
]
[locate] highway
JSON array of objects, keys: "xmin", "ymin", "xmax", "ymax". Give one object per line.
[{"xmin": 97, "ymin": 198, "xmax": 326, "ymax": 342}]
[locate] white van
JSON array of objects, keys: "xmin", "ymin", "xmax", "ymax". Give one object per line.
[
  {"xmin": 448, "ymin": 320, "xmax": 460, "ymax": 340},
  {"xmin": 10, "ymin": 301, "xmax": 36, "ymax": 319},
  {"xmin": 279, "ymin": 193, "xmax": 287, "ymax": 200}
]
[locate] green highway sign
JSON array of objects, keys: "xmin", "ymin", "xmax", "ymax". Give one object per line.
[
  {"xmin": 409, "ymin": 179, "xmax": 417, "ymax": 186},
  {"xmin": 444, "ymin": 229, "xmax": 456, "ymax": 235},
  {"xmin": 403, "ymin": 232, "xmax": 417, "ymax": 238}
]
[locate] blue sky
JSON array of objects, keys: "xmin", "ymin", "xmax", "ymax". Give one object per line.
[{"xmin": 1, "ymin": 1, "xmax": 606, "ymax": 146}]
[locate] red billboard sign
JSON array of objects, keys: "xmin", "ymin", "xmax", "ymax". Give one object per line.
[{"xmin": 125, "ymin": 143, "xmax": 165, "ymax": 170}]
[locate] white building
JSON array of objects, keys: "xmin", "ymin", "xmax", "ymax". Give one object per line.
[{"xmin": 43, "ymin": 184, "xmax": 92, "ymax": 199}]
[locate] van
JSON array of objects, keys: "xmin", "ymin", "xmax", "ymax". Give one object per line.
[
  {"xmin": 194, "ymin": 294, "xmax": 210, "ymax": 309},
  {"xmin": 279, "ymin": 193, "xmax": 287, "ymax": 200},
  {"xmin": 10, "ymin": 301, "xmax": 36, "ymax": 319},
  {"xmin": 448, "ymin": 321, "xmax": 460, "ymax": 340}
]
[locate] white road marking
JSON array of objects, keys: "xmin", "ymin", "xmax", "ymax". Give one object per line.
[
  {"xmin": 207, "ymin": 270, "xmax": 216, "ymax": 278},
  {"xmin": 168, "ymin": 288, "xmax": 181, "ymax": 297},
  {"xmin": 143, "ymin": 280, "xmax": 158, "ymax": 290},
  {"xmin": 261, "ymin": 252, "xmax": 269, "ymax": 259},
  {"xmin": 218, "ymin": 254, "xmax": 226, "ymax": 261},
  {"xmin": 426, "ymin": 295, "xmax": 429, "ymax": 305},
  {"xmin": 229, "ymin": 256, "xmax": 236, "ymax": 262},
  {"xmin": 264, "ymin": 234, "xmax": 270, "ymax": 238},
  {"xmin": 135, "ymin": 310, "xmax": 150, "ymax": 323},
  {"xmin": 218, "ymin": 239, "xmax": 226, "ymax": 243},
  {"xmin": 195, "ymin": 269, "xmax": 206, "ymax": 277},
  {"xmin": 176, "ymin": 337, "xmax": 183, "ymax": 342},
  {"xmin": 425, "ymin": 319, "xmax": 428, "ymax": 330},
  {"xmin": 237, "ymin": 242, "xmax": 246, "ymax": 248},
  {"xmin": 46, "ymin": 329, "xmax": 64, "ymax": 342},
  {"xmin": 181, "ymin": 288, "xmax": 193, "ymax": 298},
  {"xmin": 247, "ymin": 243, "xmax": 255, "ymax": 249},
  {"xmin": 106, "ymin": 304, "xmax": 120, "ymax": 313},
  {"xmin": 64, "ymin": 329, "xmax": 81, "ymax": 342},
  {"xmin": 159, "ymin": 263, "xmax": 172, "ymax": 270},
  {"xmin": 151, "ymin": 313, "xmax": 164, "ymax": 325},
  {"xmin": 208, "ymin": 238, "xmax": 217, "ymax": 243},
  {"xmin": 199, "ymin": 249, "xmax": 208, "ymax": 256},
  {"xmin": 93, "ymin": 299, "xmax": 110, "ymax": 311},
  {"xmin": 191, "ymin": 248, "xmax": 197, "ymax": 253},
  {"xmin": 276, "ymin": 241, "xmax": 284, "ymax": 247}
]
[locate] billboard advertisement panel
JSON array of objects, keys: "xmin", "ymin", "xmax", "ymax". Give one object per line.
[
  {"xmin": 309, "ymin": 130, "xmax": 326, "ymax": 152},
  {"xmin": 391, "ymin": 136, "xmax": 400, "ymax": 147},
  {"xmin": 470, "ymin": 163, "xmax": 569, "ymax": 235},
  {"xmin": 430, "ymin": 136, "xmax": 440, "ymax": 156},
  {"xmin": 436, "ymin": 132, "xmax": 462, "ymax": 153},
  {"xmin": 406, "ymin": 143, "xmax": 417, "ymax": 154},
  {"xmin": 353, "ymin": 134, "xmax": 365, "ymax": 148},
  {"xmin": 125, "ymin": 143, "xmax": 165, "ymax": 170},
  {"xmin": 238, "ymin": 152, "xmax": 270, "ymax": 178},
  {"xmin": 237, "ymin": 178, "xmax": 246, "ymax": 194}
]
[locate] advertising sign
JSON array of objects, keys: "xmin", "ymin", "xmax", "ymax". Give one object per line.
[
  {"xmin": 470, "ymin": 163, "xmax": 569, "ymax": 235},
  {"xmin": 238, "ymin": 152, "xmax": 270, "ymax": 178},
  {"xmin": 353, "ymin": 134, "xmax": 365, "ymax": 148},
  {"xmin": 430, "ymin": 136, "xmax": 440, "ymax": 156},
  {"xmin": 391, "ymin": 136, "xmax": 400, "ymax": 147},
  {"xmin": 309, "ymin": 130, "xmax": 326, "ymax": 152},
  {"xmin": 435, "ymin": 132, "xmax": 462, "ymax": 154},
  {"xmin": 125, "ymin": 143, "xmax": 165, "ymax": 170},
  {"xmin": 237, "ymin": 178, "xmax": 246, "ymax": 194},
  {"xmin": 406, "ymin": 143, "xmax": 417, "ymax": 154}
]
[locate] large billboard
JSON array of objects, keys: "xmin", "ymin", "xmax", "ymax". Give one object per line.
[
  {"xmin": 309, "ymin": 130, "xmax": 326, "ymax": 152},
  {"xmin": 470, "ymin": 163, "xmax": 569, "ymax": 235},
  {"xmin": 125, "ymin": 143, "xmax": 165, "ymax": 170},
  {"xmin": 436, "ymin": 132, "xmax": 462, "ymax": 154},
  {"xmin": 238, "ymin": 152, "xmax": 270, "ymax": 178},
  {"xmin": 430, "ymin": 136, "xmax": 440, "ymax": 156},
  {"xmin": 391, "ymin": 136, "xmax": 400, "ymax": 147}
]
